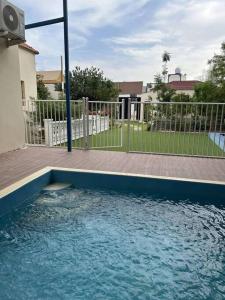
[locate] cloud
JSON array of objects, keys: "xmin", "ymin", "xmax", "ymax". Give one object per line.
[
  {"xmin": 108, "ymin": 31, "xmax": 164, "ymax": 46},
  {"xmin": 107, "ymin": 0, "xmax": 225, "ymax": 81},
  {"xmin": 14, "ymin": 0, "xmax": 225, "ymax": 83}
]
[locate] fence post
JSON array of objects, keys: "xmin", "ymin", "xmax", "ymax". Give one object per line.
[
  {"xmin": 86, "ymin": 97, "xmax": 90, "ymax": 149},
  {"xmin": 82, "ymin": 97, "xmax": 87, "ymax": 149},
  {"xmin": 127, "ymin": 98, "xmax": 131, "ymax": 152},
  {"xmin": 44, "ymin": 119, "xmax": 53, "ymax": 146},
  {"xmin": 121, "ymin": 99, "xmax": 125, "ymax": 148}
]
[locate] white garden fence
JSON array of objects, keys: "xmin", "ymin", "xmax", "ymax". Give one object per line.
[
  {"xmin": 44, "ymin": 115, "xmax": 109, "ymax": 146},
  {"xmin": 24, "ymin": 99, "xmax": 123, "ymax": 149}
]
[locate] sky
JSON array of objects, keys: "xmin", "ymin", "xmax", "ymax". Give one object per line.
[{"xmin": 13, "ymin": 0, "xmax": 225, "ymax": 84}]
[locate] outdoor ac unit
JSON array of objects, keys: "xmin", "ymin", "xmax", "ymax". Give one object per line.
[{"xmin": 0, "ymin": 0, "xmax": 25, "ymax": 44}]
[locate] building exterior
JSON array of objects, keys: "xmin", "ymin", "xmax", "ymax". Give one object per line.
[
  {"xmin": 167, "ymin": 80, "xmax": 201, "ymax": 97},
  {"xmin": 19, "ymin": 43, "xmax": 39, "ymax": 107},
  {"xmin": 168, "ymin": 68, "xmax": 187, "ymax": 83},
  {"xmin": 37, "ymin": 70, "xmax": 64, "ymax": 99},
  {"xmin": 115, "ymin": 81, "xmax": 143, "ymax": 120},
  {"xmin": 0, "ymin": 40, "xmax": 25, "ymax": 154},
  {"xmin": 0, "ymin": 40, "xmax": 39, "ymax": 154},
  {"xmin": 140, "ymin": 76, "xmax": 201, "ymax": 121}
]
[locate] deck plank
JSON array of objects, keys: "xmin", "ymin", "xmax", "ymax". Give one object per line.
[{"xmin": 0, "ymin": 147, "xmax": 225, "ymax": 190}]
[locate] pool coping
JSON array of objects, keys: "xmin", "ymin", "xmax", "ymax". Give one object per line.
[{"xmin": 1, "ymin": 166, "xmax": 225, "ymax": 199}]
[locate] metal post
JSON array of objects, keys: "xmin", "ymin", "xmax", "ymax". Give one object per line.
[
  {"xmin": 25, "ymin": 0, "xmax": 72, "ymax": 152},
  {"xmin": 82, "ymin": 98, "xmax": 87, "ymax": 149},
  {"xmin": 127, "ymin": 98, "xmax": 131, "ymax": 152},
  {"xmin": 86, "ymin": 98, "xmax": 90, "ymax": 149},
  {"xmin": 121, "ymin": 99, "xmax": 125, "ymax": 148},
  {"xmin": 63, "ymin": 0, "xmax": 72, "ymax": 152}
]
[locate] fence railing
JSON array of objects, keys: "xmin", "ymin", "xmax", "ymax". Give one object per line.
[
  {"xmin": 127, "ymin": 101, "xmax": 225, "ymax": 157},
  {"xmin": 24, "ymin": 99, "xmax": 123, "ymax": 149},
  {"xmin": 24, "ymin": 100, "xmax": 225, "ymax": 158}
]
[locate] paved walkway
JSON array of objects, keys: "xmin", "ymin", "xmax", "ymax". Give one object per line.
[{"xmin": 0, "ymin": 147, "xmax": 225, "ymax": 190}]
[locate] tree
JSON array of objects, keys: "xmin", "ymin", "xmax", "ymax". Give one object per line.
[
  {"xmin": 172, "ymin": 93, "xmax": 191, "ymax": 103},
  {"xmin": 193, "ymin": 42, "xmax": 225, "ymax": 103},
  {"xmin": 55, "ymin": 83, "xmax": 63, "ymax": 92},
  {"xmin": 208, "ymin": 42, "xmax": 225, "ymax": 85},
  {"xmin": 162, "ymin": 51, "xmax": 171, "ymax": 83},
  {"xmin": 153, "ymin": 74, "xmax": 175, "ymax": 102},
  {"xmin": 70, "ymin": 66, "xmax": 119, "ymax": 101},
  {"xmin": 193, "ymin": 81, "xmax": 221, "ymax": 103},
  {"xmin": 37, "ymin": 75, "xmax": 51, "ymax": 100}
]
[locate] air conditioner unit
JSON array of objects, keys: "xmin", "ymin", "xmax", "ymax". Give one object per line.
[{"xmin": 0, "ymin": 0, "xmax": 25, "ymax": 44}]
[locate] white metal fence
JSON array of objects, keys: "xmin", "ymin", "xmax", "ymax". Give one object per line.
[
  {"xmin": 24, "ymin": 100, "xmax": 225, "ymax": 158},
  {"xmin": 24, "ymin": 99, "xmax": 123, "ymax": 149},
  {"xmin": 127, "ymin": 101, "xmax": 225, "ymax": 157}
]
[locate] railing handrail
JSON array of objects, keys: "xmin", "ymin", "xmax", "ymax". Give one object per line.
[
  {"xmin": 26, "ymin": 99, "xmax": 225, "ymax": 105},
  {"xmin": 29, "ymin": 99, "xmax": 83, "ymax": 102},
  {"xmin": 141, "ymin": 101, "xmax": 225, "ymax": 105},
  {"xmin": 27, "ymin": 99, "xmax": 120, "ymax": 103}
]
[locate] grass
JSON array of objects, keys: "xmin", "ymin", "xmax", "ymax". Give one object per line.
[{"xmin": 72, "ymin": 123, "xmax": 224, "ymax": 157}]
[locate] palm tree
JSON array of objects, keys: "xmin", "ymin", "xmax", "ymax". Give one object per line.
[
  {"xmin": 162, "ymin": 51, "xmax": 171, "ymax": 63},
  {"xmin": 162, "ymin": 51, "xmax": 171, "ymax": 83}
]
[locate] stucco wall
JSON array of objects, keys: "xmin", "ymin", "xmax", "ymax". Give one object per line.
[
  {"xmin": 19, "ymin": 47, "xmax": 37, "ymax": 100},
  {"xmin": 0, "ymin": 40, "xmax": 25, "ymax": 154},
  {"xmin": 46, "ymin": 83, "xmax": 61, "ymax": 100},
  {"xmin": 175, "ymin": 90, "xmax": 194, "ymax": 97}
]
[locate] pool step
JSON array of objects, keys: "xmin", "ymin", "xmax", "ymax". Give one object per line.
[{"xmin": 43, "ymin": 183, "xmax": 71, "ymax": 191}]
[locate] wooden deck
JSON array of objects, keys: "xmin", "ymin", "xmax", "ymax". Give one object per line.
[{"xmin": 0, "ymin": 147, "xmax": 225, "ymax": 190}]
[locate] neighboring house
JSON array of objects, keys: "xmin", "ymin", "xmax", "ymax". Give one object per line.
[
  {"xmin": 115, "ymin": 81, "xmax": 143, "ymax": 120},
  {"xmin": 19, "ymin": 43, "xmax": 39, "ymax": 108},
  {"xmin": 167, "ymin": 80, "xmax": 201, "ymax": 97},
  {"xmin": 140, "ymin": 75, "xmax": 201, "ymax": 121},
  {"xmin": 37, "ymin": 70, "xmax": 64, "ymax": 99}
]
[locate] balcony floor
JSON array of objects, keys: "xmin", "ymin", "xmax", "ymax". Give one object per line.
[{"xmin": 0, "ymin": 147, "xmax": 225, "ymax": 190}]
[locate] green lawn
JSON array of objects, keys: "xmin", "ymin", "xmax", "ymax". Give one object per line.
[{"xmin": 72, "ymin": 123, "xmax": 224, "ymax": 157}]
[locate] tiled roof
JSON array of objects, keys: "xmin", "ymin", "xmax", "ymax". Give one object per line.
[
  {"xmin": 19, "ymin": 43, "xmax": 39, "ymax": 55},
  {"xmin": 37, "ymin": 70, "xmax": 64, "ymax": 84},
  {"xmin": 168, "ymin": 80, "xmax": 201, "ymax": 91},
  {"xmin": 114, "ymin": 81, "xmax": 143, "ymax": 95}
]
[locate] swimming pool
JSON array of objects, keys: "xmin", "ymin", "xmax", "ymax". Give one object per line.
[
  {"xmin": 209, "ymin": 132, "xmax": 225, "ymax": 152},
  {"xmin": 0, "ymin": 168, "xmax": 225, "ymax": 299}
]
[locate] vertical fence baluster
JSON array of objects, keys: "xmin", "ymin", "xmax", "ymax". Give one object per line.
[
  {"xmin": 214, "ymin": 104, "xmax": 219, "ymax": 156},
  {"xmin": 127, "ymin": 99, "xmax": 131, "ymax": 152},
  {"xmin": 207, "ymin": 105, "xmax": 214, "ymax": 156},
  {"xmin": 219, "ymin": 104, "xmax": 225, "ymax": 157},
  {"xmin": 197, "ymin": 104, "xmax": 203, "ymax": 156}
]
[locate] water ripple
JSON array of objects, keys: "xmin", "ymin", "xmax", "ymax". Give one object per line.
[{"xmin": 0, "ymin": 188, "xmax": 225, "ymax": 299}]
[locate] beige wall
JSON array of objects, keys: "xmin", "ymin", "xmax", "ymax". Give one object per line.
[
  {"xmin": 0, "ymin": 40, "xmax": 25, "ymax": 154},
  {"xmin": 19, "ymin": 47, "xmax": 37, "ymax": 101},
  {"xmin": 46, "ymin": 83, "xmax": 61, "ymax": 100},
  {"xmin": 175, "ymin": 90, "xmax": 195, "ymax": 97},
  {"xmin": 141, "ymin": 91, "xmax": 158, "ymax": 102}
]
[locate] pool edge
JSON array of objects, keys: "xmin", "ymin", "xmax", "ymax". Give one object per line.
[{"xmin": 1, "ymin": 166, "xmax": 225, "ymax": 199}]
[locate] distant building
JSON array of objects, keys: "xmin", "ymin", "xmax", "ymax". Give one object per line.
[
  {"xmin": 115, "ymin": 81, "xmax": 143, "ymax": 120},
  {"xmin": 19, "ymin": 43, "xmax": 39, "ymax": 108},
  {"xmin": 167, "ymin": 80, "xmax": 201, "ymax": 97},
  {"xmin": 37, "ymin": 70, "xmax": 64, "ymax": 99},
  {"xmin": 168, "ymin": 67, "xmax": 187, "ymax": 83}
]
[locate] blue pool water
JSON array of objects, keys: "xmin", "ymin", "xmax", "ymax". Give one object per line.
[{"xmin": 0, "ymin": 187, "xmax": 225, "ymax": 300}]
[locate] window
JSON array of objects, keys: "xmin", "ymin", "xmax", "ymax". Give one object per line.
[
  {"xmin": 21, "ymin": 81, "xmax": 26, "ymax": 106},
  {"xmin": 21, "ymin": 81, "xmax": 25, "ymax": 99}
]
